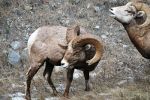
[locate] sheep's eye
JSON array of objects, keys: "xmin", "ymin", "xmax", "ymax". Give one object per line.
[
  {"xmin": 125, "ymin": 10, "xmax": 135, "ymax": 14},
  {"xmin": 74, "ymin": 51, "xmax": 79, "ymax": 55}
]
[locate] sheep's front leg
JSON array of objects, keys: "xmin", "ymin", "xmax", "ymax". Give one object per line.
[
  {"xmin": 25, "ymin": 64, "xmax": 41, "ymax": 100},
  {"xmin": 43, "ymin": 60, "xmax": 58, "ymax": 96},
  {"xmin": 63, "ymin": 68, "xmax": 74, "ymax": 98},
  {"xmin": 83, "ymin": 71, "xmax": 90, "ymax": 91}
]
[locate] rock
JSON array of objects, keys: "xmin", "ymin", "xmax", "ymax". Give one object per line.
[
  {"xmin": 10, "ymin": 41, "xmax": 21, "ymax": 50},
  {"xmin": 8, "ymin": 50, "xmax": 21, "ymax": 65},
  {"xmin": 109, "ymin": 0, "xmax": 117, "ymax": 4},
  {"xmin": 24, "ymin": 5, "xmax": 32, "ymax": 11},
  {"xmin": 69, "ymin": 0, "xmax": 80, "ymax": 4},
  {"xmin": 16, "ymin": 10, "xmax": 22, "ymax": 16},
  {"xmin": 59, "ymin": 19, "xmax": 70, "ymax": 26},
  {"xmin": 12, "ymin": 97, "xmax": 25, "ymax": 100},
  {"xmin": 73, "ymin": 70, "xmax": 82, "ymax": 79},
  {"xmin": 56, "ymin": 84, "xmax": 65, "ymax": 93},
  {"xmin": 90, "ymin": 72, "xmax": 97, "ymax": 78},
  {"xmin": 101, "ymin": 34, "xmax": 107, "ymax": 39},
  {"xmin": 45, "ymin": 97, "xmax": 59, "ymax": 100},
  {"xmin": 117, "ymin": 77, "xmax": 134, "ymax": 86},
  {"xmin": 75, "ymin": 0, "xmax": 80, "ymax": 4},
  {"xmin": 123, "ymin": 44, "xmax": 128, "ymax": 48},
  {"xmin": 54, "ymin": 66, "xmax": 63, "ymax": 73},
  {"xmin": 49, "ymin": 3, "xmax": 58, "ymax": 10},
  {"xmin": 87, "ymin": 3, "xmax": 91, "ymax": 9},
  {"xmin": 11, "ymin": 83, "xmax": 24, "ymax": 89},
  {"xmin": 0, "ymin": 0, "xmax": 12, "ymax": 7},
  {"xmin": 94, "ymin": 25, "xmax": 100, "ymax": 29},
  {"xmin": 78, "ymin": 9, "xmax": 87, "ymax": 18},
  {"xmin": 117, "ymin": 80, "xmax": 128, "ymax": 86},
  {"xmin": 127, "ymin": 77, "xmax": 134, "ymax": 84},
  {"xmin": 93, "ymin": 6, "xmax": 100, "ymax": 12},
  {"xmin": 9, "ymin": 92, "xmax": 25, "ymax": 100},
  {"xmin": 24, "ymin": 33, "xmax": 30, "ymax": 42}
]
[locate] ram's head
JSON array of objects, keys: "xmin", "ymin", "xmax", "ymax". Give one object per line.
[
  {"xmin": 109, "ymin": 2, "xmax": 150, "ymax": 27},
  {"xmin": 61, "ymin": 26, "xmax": 103, "ymax": 69}
]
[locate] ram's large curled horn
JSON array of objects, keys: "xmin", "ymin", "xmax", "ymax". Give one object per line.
[
  {"xmin": 73, "ymin": 35, "xmax": 103, "ymax": 65},
  {"xmin": 132, "ymin": 1, "xmax": 150, "ymax": 27}
]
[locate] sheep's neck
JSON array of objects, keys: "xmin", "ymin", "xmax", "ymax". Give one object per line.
[{"xmin": 123, "ymin": 20, "xmax": 145, "ymax": 55}]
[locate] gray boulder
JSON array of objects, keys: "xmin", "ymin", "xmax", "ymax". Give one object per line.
[{"xmin": 8, "ymin": 50, "xmax": 21, "ymax": 65}]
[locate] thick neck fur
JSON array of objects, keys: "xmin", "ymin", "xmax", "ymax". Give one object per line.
[
  {"xmin": 122, "ymin": 17, "xmax": 150, "ymax": 58},
  {"xmin": 123, "ymin": 18, "xmax": 144, "ymax": 45}
]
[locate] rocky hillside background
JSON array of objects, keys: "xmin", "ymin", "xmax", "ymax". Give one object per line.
[{"xmin": 0, "ymin": 0, "xmax": 150, "ymax": 100}]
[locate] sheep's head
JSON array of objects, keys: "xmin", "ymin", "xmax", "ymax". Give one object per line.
[
  {"xmin": 61, "ymin": 26, "xmax": 103, "ymax": 69},
  {"xmin": 109, "ymin": 2, "xmax": 150, "ymax": 27}
]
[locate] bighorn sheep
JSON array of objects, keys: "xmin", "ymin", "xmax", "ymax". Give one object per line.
[
  {"xmin": 25, "ymin": 25, "xmax": 103, "ymax": 99},
  {"xmin": 61, "ymin": 29, "xmax": 103, "ymax": 97},
  {"xmin": 109, "ymin": 1, "xmax": 150, "ymax": 58}
]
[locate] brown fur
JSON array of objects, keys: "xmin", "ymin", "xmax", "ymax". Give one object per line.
[
  {"xmin": 25, "ymin": 25, "xmax": 103, "ymax": 100},
  {"xmin": 110, "ymin": 2, "xmax": 150, "ymax": 58},
  {"xmin": 62, "ymin": 33, "xmax": 103, "ymax": 97},
  {"xmin": 123, "ymin": 18, "xmax": 150, "ymax": 58},
  {"xmin": 122, "ymin": 2, "xmax": 150, "ymax": 58}
]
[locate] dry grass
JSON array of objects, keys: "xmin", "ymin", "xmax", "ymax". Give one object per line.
[
  {"xmin": 0, "ymin": 63, "xmax": 150, "ymax": 99},
  {"xmin": 0, "ymin": 0, "xmax": 150, "ymax": 99}
]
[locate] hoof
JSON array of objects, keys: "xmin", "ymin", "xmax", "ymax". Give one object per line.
[
  {"xmin": 25, "ymin": 96, "xmax": 31, "ymax": 100},
  {"xmin": 85, "ymin": 88, "xmax": 90, "ymax": 91},
  {"xmin": 63, "ymin": 93, "xmax": 69, "ymax": 98},
  {"xmin": 53, "ymin": 90, "xmax": 59, "ymax": 96}
]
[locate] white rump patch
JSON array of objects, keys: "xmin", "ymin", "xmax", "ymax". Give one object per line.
[{"xmin": 27, "ymin": 28, "xmax": 39, "ymax": 55}]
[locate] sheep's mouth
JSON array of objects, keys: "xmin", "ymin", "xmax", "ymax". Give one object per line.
[{"xmin": 109, "ymin": 9, "xmax": 116, "ymax": 17}]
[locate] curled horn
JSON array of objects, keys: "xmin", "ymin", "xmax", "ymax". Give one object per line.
[
  {"xmin": 72, "ymin": 35, "xmax": 103, "ymax": 65},
  {"xmin": 132, "ymin": 2, "xmax": 150, "ymax": 27}
]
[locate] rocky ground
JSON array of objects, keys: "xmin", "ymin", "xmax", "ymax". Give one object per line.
[{"xmin": 0, "ymin": 0, "xmax": 150, "ymax": 100}]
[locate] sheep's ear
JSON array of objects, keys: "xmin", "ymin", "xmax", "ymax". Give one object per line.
[
  {"xmin": 136, "ymin": 11, "xmax": 145, "ymax": 17},
  {"xmin": 84, "ymin": 44, "xmax": 92, "ymax": 51},
  {"xmin": 74, "ymin": 25, "xmax": 80, "ymax": 36},
  {"xmin": 66, "ymin": 25, "xmax": 80, "ymax": 43},
  {"xmin": 58, "ymin": 44, "xmax": 68, "ymax": 49}
]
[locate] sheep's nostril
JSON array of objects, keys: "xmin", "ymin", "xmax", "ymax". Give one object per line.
[
  {"xmin": 110, "ymin": 8, "xmax": 113, "ymax": 11},
  {"xmin": 61, "ymin": 62, "xmax": 65, "ymax": 66},
  {"xmin": 61, "ymin": 59, "xmax": 69, "ymax": 68}
]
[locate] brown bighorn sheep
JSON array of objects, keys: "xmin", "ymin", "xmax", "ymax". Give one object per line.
[
  {"xmin": 61, "ymin": 29, "xmax": 103, "ymax": 97},
  {"xmin": 109, "ymin": 1, "xmax": 150, "ymax": 58},
  {"xmin": 25, "ymin": 25, "xmax": 103, "ymax": 99}
]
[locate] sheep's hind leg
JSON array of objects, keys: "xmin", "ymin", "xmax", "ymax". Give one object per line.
[
  {"xmin": 43, "ymin": 60, "xmax": 58, "ymax": 96},
  {"xmin": 25, "ymin": 63, "xmax": 43, "ymax": 100}
]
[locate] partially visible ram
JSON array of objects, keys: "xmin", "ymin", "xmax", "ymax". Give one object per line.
[
  {"xmin": 109, "ymin": 1, "xmax": 150, "ymax": 58},
  {"xmin": 25, "ymin": 25, "xmax": 103, "ymax": 100}
]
